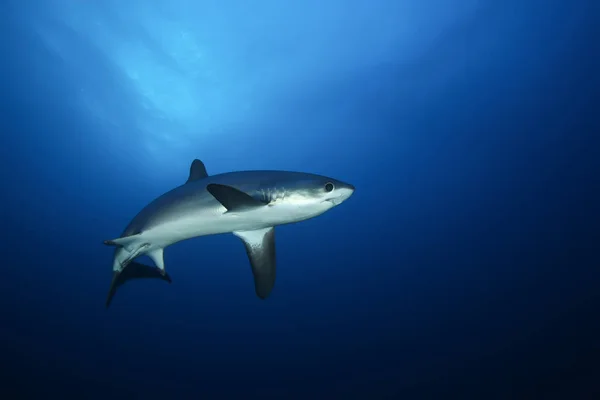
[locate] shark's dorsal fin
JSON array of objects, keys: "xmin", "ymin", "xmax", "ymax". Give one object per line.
[
  {"xmin": 233, "ymin": 227, "xmax": 276, "ymax": 299},
  {"xmin": 186, "ymin": 159, "xmax": 209, "ymax": 183},
  {"xmin": 206, "ymin": 183, "xmax": 267, "ymax": 213}
]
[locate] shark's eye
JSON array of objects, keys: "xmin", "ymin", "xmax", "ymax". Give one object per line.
[{"xmin": 324, "ymin": 182, "xmax": 334, "ymax": 192}]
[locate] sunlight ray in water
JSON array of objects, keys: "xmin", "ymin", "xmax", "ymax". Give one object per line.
[{"xmin": 23, "ymin": 0, "xmax": 478, "ymax": 178}]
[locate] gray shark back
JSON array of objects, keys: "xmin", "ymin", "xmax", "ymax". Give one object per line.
[{"xmin": 121, "ymin": 169, "xmax": 337, "ymax": 237}]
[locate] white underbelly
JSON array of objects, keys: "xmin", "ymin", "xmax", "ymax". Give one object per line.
[{"xmin": 139, "ymin": 204, "xmax": 308, "ymax": 249}]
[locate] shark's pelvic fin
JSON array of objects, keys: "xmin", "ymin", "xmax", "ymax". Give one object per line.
[
  {"xmin": 147, "ymin": 248, "xmax": 166, "ymax": 273},
  {"xmin": 105, "ymin": 261, "xmax": 172, "ymax": 308},
  {"xmin": 104, "ymin": 235, "xmax": 150, "ymax": 269},
  {"xmin": 119, "ymin": 243, "xmax": 150, "ymax": 269},
  {"xmin": 233, "ymin": 227, "xmax": 276, "ymax": 299},
  {"xmin": 207, "ymin": 183, "xmax": 267, "ymax": 213},
  {"xmin": 103, "ymin": 234, "xmax": 142, "ymax": 250},
  {"xmin": 186, "ymin": 159, "xmax": 209, "ymax": 183}
]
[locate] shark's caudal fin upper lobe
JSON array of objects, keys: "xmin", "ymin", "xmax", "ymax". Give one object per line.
[{"xmin": 105, "ymin": 262, "xmax": 172, "ymax": 308}]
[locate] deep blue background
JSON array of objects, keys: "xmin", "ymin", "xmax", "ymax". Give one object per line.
[{"xmin": 1, "ymin": 0, "xmax": 598, "ymax": 398}]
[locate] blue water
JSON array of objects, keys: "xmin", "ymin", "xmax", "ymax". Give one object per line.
[{"xmin": 1, "ymin": 0, "xmax": 598, "ymax": 398}]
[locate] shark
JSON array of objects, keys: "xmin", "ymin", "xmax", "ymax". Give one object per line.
[
  {"xmin": 105, "ymin": 261, "xmax": 172, "ymax": 308},
  {"xmin": 103, "ymin": 159, "xmax": 355, "ymax": 307}
]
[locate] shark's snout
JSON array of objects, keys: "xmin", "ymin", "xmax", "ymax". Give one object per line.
[
  {"xmin": 329, "ymin": 183, "xmax": 354, "ymax": 205},
  {"xmin": 341, "ymin": 182, "xmax": 355, "ymax": 197}
]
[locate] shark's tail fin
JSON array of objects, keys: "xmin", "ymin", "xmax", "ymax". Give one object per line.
[{"xmin": 106, "ymin": 261, "xmax": 172, "ymax": 308}]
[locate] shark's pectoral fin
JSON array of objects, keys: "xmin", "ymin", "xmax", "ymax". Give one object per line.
[
  {"xmin": 207, "ymin": 183, "xmax": 267, "ymax": 213},
  {"xmin": 105, "ymin": 261, "xmax": 172, "ymax": 308},
  {"xmin": 233, "ymin": 227, "xmax": 276, "ymax": 299}
]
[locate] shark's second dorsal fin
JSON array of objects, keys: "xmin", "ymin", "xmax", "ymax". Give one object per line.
[{"xmin": 186, "ymin": 159, "xmax": 209, "ymax": 183}]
